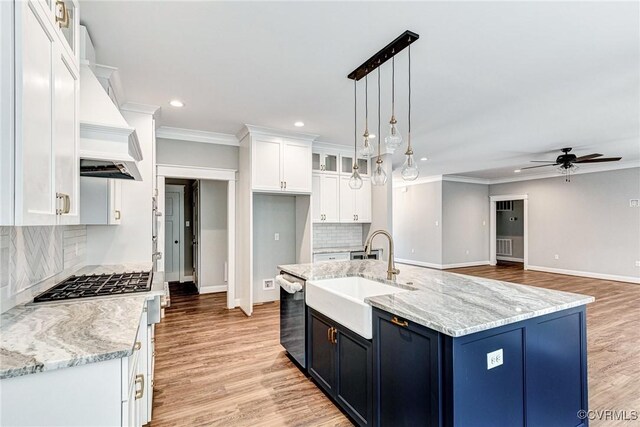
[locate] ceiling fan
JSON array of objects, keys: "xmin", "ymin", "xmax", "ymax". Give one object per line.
[{"xmin": 521, "ymin": 147, "xmax": 622, "ymax": 181}]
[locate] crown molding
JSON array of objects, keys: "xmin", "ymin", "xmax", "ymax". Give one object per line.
[
  {"xmin": 236, "ymin": 124, "xmax": 320, "ymax": 142},
  {"xmin": 393, "ymin": 174, "xmax": 444, "ymax": 188},
  {"xmin": 443, "ymin": 175, "xmax": 491, "ymax": 185},
  {"xmin": 120, "ymin": 102, "xmax": 161, "ymax": 118},
  {"xmin": 487, "ymin": 160, "xmax": 640, "ymax": 184},
  {"xmin": 156, "ymin": 126, "xmax": 239, "ymax": 146}
]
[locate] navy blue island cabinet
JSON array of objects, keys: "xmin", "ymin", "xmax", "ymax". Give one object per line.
[
  {"xmin": 372, "ymin": 306, "xmax": 589, "ymax": 427},
  {"xmin": 308, "ymin": 308, "xmax": 374, "ymax": 426}
]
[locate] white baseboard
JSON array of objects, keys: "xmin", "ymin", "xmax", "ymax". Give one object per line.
[
  {"xmin": 497, "ymin": 256, "xmax": 524, "ymax": 263},
  {"xmin": 442, "ymin": 261, "xmax": 491, "ymax": 269},
  {"xmin": 396, "ymin": 258, "xmax": 491, "ymax": 270},
  {"xmin": 527, "ymin": 265, "xmax": 640, "ymax": 284},
  {"xmin": 183, "ymin": 275, "xmax": 194, "ymax": 282},
  {"xmin": 199, "ymin": 285, "xmax": 227, "ymax": 294}
]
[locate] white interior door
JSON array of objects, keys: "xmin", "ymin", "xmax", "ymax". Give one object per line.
[
  {"xmin": 192, "ymin": 181, "xmax": 199, "ymax": 286},
  {"xmin": 164, "ymin": 185, "xmax": 183, "ymax": 282}
]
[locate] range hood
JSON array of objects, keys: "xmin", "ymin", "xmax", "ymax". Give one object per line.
[{"xmin": 79, "ymin": 64, "xmax": 143, "ymax": 180}]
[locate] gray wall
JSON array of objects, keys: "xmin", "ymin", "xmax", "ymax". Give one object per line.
[
  {"xmin": 490, "ymin": 168, "xmax": 640, "ymax": 279},
  {"xmin": 156, "ymin": 138, "xmax": 239, "ymax": 170},
  {"xmin": 253, "ymin": 194, "xmax": 296, "ymax": 303},
  {"xmin": 199, "ymin": 180, "xmax": 228, "ymax": 289},
  {"xmin": 393, "ymin": 181, "xmax": 443, "ymax": 265},
  {"xmin": 442, "ymin": 181, "xmax": 490, "ymax": 265},
  {"xmin": 497, "ymin": 199, "xmax": 524, "ymax": 259}
]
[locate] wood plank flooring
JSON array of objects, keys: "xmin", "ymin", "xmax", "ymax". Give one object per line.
[{"xmin": 151, "ymin": 267, "xmax": 640, "ymax": 426}]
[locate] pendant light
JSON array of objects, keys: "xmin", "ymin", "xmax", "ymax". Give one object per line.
[
  {"xmin": 401, "ymin": 40, "xmax": 419, "ymax": 181},
  {"xmin": 372, "ymin": 66, "xmax": 388, "ymax": 186},
  {"xmin": 349, "ymin": 79, "xmax": 363, "ymax": 189},
  {"xmin": 384, "ymin": 55, "xmax": 403, "ymax": 150},
  {"xmin": 359, "ymin": 74, "xmax": 375, "ymax": 158}
]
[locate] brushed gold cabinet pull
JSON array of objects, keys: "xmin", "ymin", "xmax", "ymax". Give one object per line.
[
  {"xmin": 115, "ymin": 210, "xmax": 121, "ymax": 220},
  {"xmin": 134, "ymin": 341, "xmax": 141, "ymax": 351},
  {"xmin": 391, "ymin": 316, "xmax": 409, "ymax": 327},
  {"xmin": 135, "ymin": 374, "xmax": 145, "ymax": 399},
  {"xmin": 327, "ymin": 327, "xmax": 331, "ymax": 343}
]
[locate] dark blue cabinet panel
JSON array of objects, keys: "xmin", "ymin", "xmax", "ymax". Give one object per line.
[
  {"xmin": 374, "ymin": 313, "xmax": 440, "ymax": 427},
  {"xmin": 337, "ymin": 328, "xmax": 373, "ymax": 425},
  {"xmin": 526, "ymin": 310, "xmax": 588, "ymax": 427},
  {"xmin": 307, "ymin": 308, "xmax": 373, "ymax": 426},
  {"xmin": 453, "ymin": 329, "xmax": 525, "ymax": 427},
  {"xmin": 309, "ymin": 313, "xmax": 336, "ymax": 392}
]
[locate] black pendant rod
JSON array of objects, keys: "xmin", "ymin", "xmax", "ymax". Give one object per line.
[{"xmin": 347, "ymin": 30, "xmax": 419, "ymax": 81}]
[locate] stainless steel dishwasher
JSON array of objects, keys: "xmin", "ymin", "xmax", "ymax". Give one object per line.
[{"xmin": 278, "ymin": 272, "xmax": 307, "ymax": 369}]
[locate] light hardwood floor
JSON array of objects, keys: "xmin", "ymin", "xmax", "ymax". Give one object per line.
[{"xmin": 151, "ymin": 266, "xmax": 640, "ymax": 426}]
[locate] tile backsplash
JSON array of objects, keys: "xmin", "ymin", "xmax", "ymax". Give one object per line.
[
  {"xmin": 313, "ymin": 223, "xmax": 364, "ymax": 249},
  {"xmin": 0, "ymin": 225, "xmax": 86, "ymax": 312}
]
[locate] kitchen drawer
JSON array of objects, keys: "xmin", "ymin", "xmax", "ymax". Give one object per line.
[{"xmin": 313, "ymin": 252, "xmax": 350, "ymax": 263}]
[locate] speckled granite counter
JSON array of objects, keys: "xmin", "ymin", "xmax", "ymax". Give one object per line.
[
  {"xmin": 0, "ymin": 263, "xmax": 166, "ymax": 379},
  {"xmin": 278, "ymin": 260, "xmax": 594, "ymax": 337}
]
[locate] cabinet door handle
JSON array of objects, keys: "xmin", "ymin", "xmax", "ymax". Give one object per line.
[
  {"xmin": 135, "ymin": 374, "xmax": 145, "ymax": 399},
  {"xmin": 115, "ymin": 210, "xmax": 121, "ymax": 220},
  {"xmin": 391, "ymin": 316, "xmax": 409, "ymax": 328},
  {"xmin": 331, "ymin": 327, "xmax": 337, "ymax": 344},
  {"xmin": 284, "ymin": 181, "xmax": 287, "ymax": 189},
  {"xmin": 327, "ymin": 327, "xmax": 332, "ymax": 343},
  {"xmin": 355, "ymin": 214, "xmax": 359, "ymax": 221},
  {"xmin": 134, "ymin": 341, "xmax": 141, "ymax": 351},
  {"xmin": 64, "ymin": 194, "xmax": 71, "ymax": 214}
]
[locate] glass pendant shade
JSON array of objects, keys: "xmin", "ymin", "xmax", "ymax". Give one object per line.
[
  {"xmin": 360, "ymin": 135, "xmax": 375, "ymax": 158},
  {"xmin": 349, "ymin": 168, "xmax": 363, "ymax": 189},
  {"xmin": 401, "ymin": 152, "xmax": 419, "ymax": 181},
  {"xmin": 371, "ymin": 163, "xmax": 388, "ymax": 186},
  {"xmin": 385, "ymin": 120, "xmax": 403, "ymax": 150}
]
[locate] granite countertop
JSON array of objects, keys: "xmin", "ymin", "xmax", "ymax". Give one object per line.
[
  {"xmin": 0, "ymin": 263, "xmax": 166, "ymax": 380},
  {"xmin": 278, "ymin": 260, "xmax": 594, "ymax": 337},
  {"xmin": 312, "ymin": 246, "xmax": 383, "ymax": 254}
]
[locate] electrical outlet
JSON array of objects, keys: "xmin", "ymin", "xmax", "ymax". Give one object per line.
[
  {"xmin": 487, "ymin": 349, "xmax": 503, "ymax": 370},
  {"xmin": 630, "ymin": 199, "xmax": 639, "ymax": 208},
  {"xmin": 263, "ymin": 279, "xmax": 275, "ymax": 290},
  {"xmin": 482, "ymin": 220, "xmax": 486, "ymax": 226},
  {"xmin": 435, "ymin": 220, "xmax": 439, "ymax": 227},
  {"xmin": 465, "ymin": 250, "xmax": 470, "ymax": 255},
  {"xmin": 635, "ymin": 261, "xmax": 640, "ymax": 267},
  {"xmin": 411, "ymin": 248, "xmax": 415, "ymax": 254},
  {"xmin": 554, "ymin": 254, "xmax": 559, "ymax": 260},
  {"xmin": 274, "ymin": 233, "xmax": 280, "ymax": 241}
]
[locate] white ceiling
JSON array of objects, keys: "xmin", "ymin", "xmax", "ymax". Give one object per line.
[{"xmin": 80, "ymin": 1, "xmax": 640, "ymax": 177}]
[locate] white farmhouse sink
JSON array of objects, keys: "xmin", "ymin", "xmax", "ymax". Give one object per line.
[{"xmin": 306, "ymin": 277, "xmax": 408, "ymax": 339}]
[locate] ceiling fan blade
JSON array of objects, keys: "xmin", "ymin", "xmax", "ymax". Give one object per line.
[
  {"xmin": 521, "ymin": 164, "xmax": 558, "ymax": 170},
  {"xmin": 574, "ymin": 153, "xmax": 603, "ymax": 162},
  {"xmin": 575, "ymin": 157, "xmax": 622, "ymax": 163},
  {"xmin": 529, "ymin": 160, "xmax": 557, "ymax": 163}
]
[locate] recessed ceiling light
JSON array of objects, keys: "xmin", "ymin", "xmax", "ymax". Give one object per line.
[
  {"xmin": 369, "ymin": 134, "xmax": 376, "ymax": 139},
  {"xmin": 420, "ymin": 157, "xmax": 428, "ymax": 161},
  {"xmin": 294, "ymin": 121, "xmax": 304, "ymax": 127},
  {"xmin": 514, "ymin": 169, "xmax": 522, "ymax": 173},
  {"xmin": 170, "ymin": 99, "xmax": 184, "ymax": 108}
]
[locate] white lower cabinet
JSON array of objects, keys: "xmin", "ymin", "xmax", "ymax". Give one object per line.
[
  {"xmin": 313, "ymin": 251, "xmax": 351, "ymax": 263},
  {"xmin": 0, "ymin": 298, "xmax": 158, "ymax": 427}
]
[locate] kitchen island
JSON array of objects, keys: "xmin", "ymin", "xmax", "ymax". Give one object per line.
[{"xmin": 278, "ymin": 260, "xmax": 594, "ymax": 427}]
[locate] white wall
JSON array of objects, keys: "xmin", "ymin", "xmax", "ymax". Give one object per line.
[
  {"xmin": 442, "ymin": 181, "xmax": 490, "ymax": 265},
  {"xmin": 199, "ymin": 180, "xmax": 228, "ymax": 291},
  {"xmin": 156, "ymin": 138, "xmax": 238, "ymax": 169},
  {"xmin": 490, "ymin": 168, "xmax": 640, "ymax": 281},
  {"xmin": 86, "ymin": 110, "xmax": 155, "ymax": 265},
  {"xmin": 252, "ymin": 194, "xmax": 296, "ymax": 303},
  {"xmin": 393, "ymin": 180, "xmax": 443, "ymax": 266}
]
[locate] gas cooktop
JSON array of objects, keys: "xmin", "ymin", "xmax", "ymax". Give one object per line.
[{"xmin": 33, "ymin": 271, "xmax": 153, "ymax": 303}]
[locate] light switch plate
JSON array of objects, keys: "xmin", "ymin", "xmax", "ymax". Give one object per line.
[
  {"xmin": 487, "ymin": 349, "xmax": 503, "ymax": 370},
  {"xmin": 186, "ymin": 220, "xmax": 190, "ymax": 227},
  {"xmin": 274, "ymin": 233, "xmax": 280, "ymax": 241}
]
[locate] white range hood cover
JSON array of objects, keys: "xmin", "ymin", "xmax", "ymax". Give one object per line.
[{"xmin": 79, "ymin": 64, "xmax": 143, "ymax": 179}]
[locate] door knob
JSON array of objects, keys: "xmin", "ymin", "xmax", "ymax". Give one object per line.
[{"xmin": 174, "ymin": 240, "xmax": 179, "ymax": 244}]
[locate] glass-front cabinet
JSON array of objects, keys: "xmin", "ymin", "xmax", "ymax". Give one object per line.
[
  {"xmin": 340, "ymin": 155, "xmax": 369, "ymax": 176},
  {"xmin": 312, "ymin": 151, "xmax": 338, "ymax": 173},
  {"xmin": 40, "ymin": 0, "xmax": 79, "ymax": 66}
]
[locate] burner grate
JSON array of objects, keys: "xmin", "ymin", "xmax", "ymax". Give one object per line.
[{"xmin": 33, "ymin": 271, "xmax": 153, "ymax": 303}]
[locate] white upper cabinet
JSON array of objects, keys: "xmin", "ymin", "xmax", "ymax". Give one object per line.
[
  {"xmin": 312, "ymin": 173, "xmax": 339, "ymax": 223},
  {"xmin": 1, "ymin": 0, "xmax": 80, "ymax": 225},
  {"xmin": 312, "ymin": 150, "xmax": 338, "ymax": 174},
  {"xmin": 251, "ymin": 135, "xmax": 312, "ymax": 194},
  {"xmin": 339, "ymin": 176, "xmax": 372, "ymax": 223},
  {"xmin": 80, "ymin": 177, "xmax": 122, "ymax": 225}
]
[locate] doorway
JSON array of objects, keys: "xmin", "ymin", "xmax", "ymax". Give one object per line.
[
  {"xmin": 489, "ymin": 194, "xmax": 528, "ymax": 268},
  {"xmin": 157, "ymin": 165, "xmax": 236, "ymax": 309}
]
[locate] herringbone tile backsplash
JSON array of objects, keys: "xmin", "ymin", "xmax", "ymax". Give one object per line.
[{"xmin": 0, "ymin": 225, "xmax": 86, "ymax": 309}]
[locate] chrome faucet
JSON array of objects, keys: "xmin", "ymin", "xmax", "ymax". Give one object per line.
[{"xmin": 364, "ymin": 229, "xmax": 400, "ymax": 281}]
